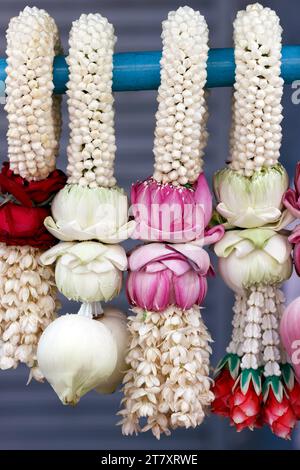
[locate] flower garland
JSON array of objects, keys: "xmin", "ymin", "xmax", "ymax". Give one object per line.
[
  {"xmin": 118, "ymin": 6, "xmax": 224, "ymax": 438},
  {"xmin": 0, "ymin": 7, "xmax": 67, "ymax": 378},
  {"xmin": 37, "ymin": 13, "xmax": 133, "ymax": 405},
  {"xmin": 212, "ymin": 3, "xmax": 299, "ymax": 439}
]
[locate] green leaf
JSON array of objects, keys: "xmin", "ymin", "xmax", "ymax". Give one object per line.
[
  {"xmin": 240, "ymin": 368, "xmax": 262, "ymax": 395},
  {"xmin": 228, "ymin": 354, "xmax": 241, "ymax": 379},
  {"xmin": 214, "ymin": 354, "xmax": 231, "ymax": 376},
  {"xmin": 263, "ymin": 376, "xmax": 283, "ymax": 403},
  {"xmin": 240, "ymin": 369, "xmax": 252, "ymax": 394},
  {"xmin": 281, "ymin": 363, "xmax": 295, "ymax": 391},
  {"xmin": 214, "ymin": 353, "xmax": 240, "ymax": 378}
]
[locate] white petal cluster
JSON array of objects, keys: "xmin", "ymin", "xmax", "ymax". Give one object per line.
[
  {"xmin": 226, "ymin": 293, "xmax": 247, "ymax": 357},
  {"xmin": 261, "ymin": 285, "xmax": 284, "ymax": 377},
  {"xmin": 230, "ymin": 3, "xmax": 283, "ymax": 176},
  {"xmin": 5, "ymin": 6, "xmax": 62, "ymax": 181},
  {"xmin": 153, "ymin": 6, "xmax": 209, "ymax": 186},
  {"xmin": 0, "ymin": 243, "xmax": 58, "ymax": 377},
  {"xmin": 66, "ymin": 13, "xmax": 116, "ymax": 188},
  {"xmin": 119, "ymin": 305, "xmax": 213, "ymax": 439},
  {"xmin": 240, "ymin": 286, "xmax": 264, "ymax": 370}
]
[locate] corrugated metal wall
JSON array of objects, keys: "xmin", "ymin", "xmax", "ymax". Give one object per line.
[{"xmin": 0, "ymin": 0, "xmax": 298, "ymax": 450}]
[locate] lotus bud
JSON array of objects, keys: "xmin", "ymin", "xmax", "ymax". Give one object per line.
[
  {"xmin": 95, "ymin": 307, "xmax": 129, "ymax": 394},
  {"xmin": 127, "ymin": 242, "xmax": 210, "ymax": 311},
  {"xmin": 214, "ymin": 228, "xmax": 292, "ymax": 292},
  {"xmin": 214, "ymin": 164, "xmax": 290, "ymax": 228},
  {"xmin": 40, "ymin": 241, "xmax": 127, "ymax": 302},
  {"xmin": 37, "ymin": 313, "xmax": 118, "ymax": 405},
  {"xmin": 280, "ymin": 297, "xmax": 300, "ymax": 381},
  {"xmin": 44, "ymin": 184, "xmax": 136, "ymax": 243},
  {"xmin": 131, "ymin": 173, "xmax": 214, "ymax": 243}
]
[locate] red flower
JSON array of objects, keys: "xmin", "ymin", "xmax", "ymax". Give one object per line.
[
  {"xmin": 211, "ymin": 368, "xmax": 235, "ymax": 417},
  {"xmin": 288, "ymin": 381, "xmax": 300, "ymax": 419},
  {"xmin": 0, "ymin": 162, "xmax": 66, "ymax": 206},
  {"xmin": 229, "ymin": 382, "xmax": 262, "ymax": 431},
  {"xmin": 0, "ymin": 163, "xmax": 66, "ymax": 249},
  {"xmin": 263, "ymin": 388, "xmax": 297, "ymax": 439}
]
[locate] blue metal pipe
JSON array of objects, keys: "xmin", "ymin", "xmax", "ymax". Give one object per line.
[{"xmin": 0, "ymin": 45, "xmax": 300, "ymax": 93}]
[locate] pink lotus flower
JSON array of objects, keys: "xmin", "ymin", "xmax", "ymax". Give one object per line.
[
  {"xmin": 280, "ymin": 297, "xmax": 300, "ymax": 381},
  {"xmin": 288, "ymin": 225, "xmax": 300, "ymax": 276},
  {"xmin": 130, "ymin": 173, "xmax": 223, "ymax": 244},
  {"xmin": 283, "ymin": 162, "xmax": 300, "ymax": 219},
  {"xmin": 126, "ymin": 242, "xmax": 211, "ymax": 312}
]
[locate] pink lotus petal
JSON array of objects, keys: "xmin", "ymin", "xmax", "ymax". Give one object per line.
[
  {"xmin": 161, "ymin": 258, "xmax": 190, "ymax": 276},
  {"xmin": 283, "ymin": 189, "xmax": 300, "ymax": 219},
  {"xmin": 295, "ymin": 162, "xmax": 300, "ymax": 195},
  {"xmin": 194, "ymin": 173, "xmax": 213, "ymax": 227},
  {"xmin": 203, "ymin": 224, "xmax": 225, "ymax": 246}
]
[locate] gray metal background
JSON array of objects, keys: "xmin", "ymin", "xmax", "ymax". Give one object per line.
[{"xmin": 0, "ymin": 0, "xmax": 299, "ymax": 450}]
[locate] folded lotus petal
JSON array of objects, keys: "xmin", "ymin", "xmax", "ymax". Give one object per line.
[
  {"xmin": 234, "ymin": 240, "xmax": 255, "ymax": 258},
  {"xmin": 263, "ymin": 209, "xmax": 295, "ymax": 231},
  {"xmin": 128, "ymin": 243, "xmax": 172, "ymax": 270},
  {"xmin": 282, "ymin": 189, "xmax": 300, "ymax": 219},
  {"xmin": 126, "ymin": 241, "xmax": 209, "ymax": 310},
  {"xmin": 102, "ymin": 246, "xmax": 128, "ymax": 271},
  {"xmin": 293, "ymin": 243, "xmax": 300, "ymax": 276},
  {"xmin": 170, "ymin": 244, "xmax": 210, "ymax": 274},
  {"xmin": 40, "ymin": 241, "xmax": 75, "ymax": 265},
  {"xmin": 214, "ymin": 231, "xmax": 243, "ymax": 258},
  {"xmin": 161, "ymin": 258, "xmax": 190, "ymax": 276},
  {"xmin": 217, "ymin": 229, "xmax": 293, "ymax": 292},
  {"xmin": 289, "ymin": 225, "xmax": 300, "ymax": 244},
  {"xmin": 214, "ymin": 164, "xmax": 289, "ymax": 228},
  {"xmin": 131, "ymin": 174, "xmax": 211, "ymax": 243},
  {"xmin": 202, "ymin": 224, "xmax": 225, "ymax": 246},
  {"xmin": 144, "ymin": 262, "xmax": 166, "ymax": 273},
  {"xmin": 131, "ymin": 220, "xmax": 193, "ymax": 243},
  {"xmin": 217, "ymin": 203, "xmax": 282, "ymax": 228},
  {"xmin": 264, "ymin": 234, "xmax": 292, "ymax": 264},
  {"xmin": 46, "ymin": 184, "xmax": 133, "ymax": 243},
  {"xmin": 68, "ymin": 241, "xmax": 107, "ymax": 263}
]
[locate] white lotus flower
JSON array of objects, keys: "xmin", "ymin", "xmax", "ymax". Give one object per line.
[
  {"xmin": 214, "ymin": 165, "xmax": 291, "ymax": 228},
  {"xmin": 95, "ymin": 307, "xmax": 129, "ymax": 394},
  {"xmin": 40, "ymin": 241, "xmax": 127, "ymax": 302},
  {"xmin": 37, "ymin": 314, "xmax": 118, "ymax": 405},
  {"xmin": 214, "ymin": 228, "xmax": 292, "ymax": 292},
  {"xmin": 44, "ymin": 184, "xmax": 136, "ymax": 243}
]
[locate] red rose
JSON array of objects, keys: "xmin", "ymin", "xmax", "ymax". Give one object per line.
[
  {"xmin": 211, "ymin": 368, "xmax": 235, "ymax": 417},
  {"xmin": 0, "ymin": 162, "xmax": 66, "ymax": 206},
  {"xmin": 0, "ymin": 163, "xmax": 66, "ymax": 249},
  {"xmin": 263, "ymin": 388, "xmax": 297, "ymax": 439},
  {"xmin": 229, "ymin": 382, "xmax": 262, "ymax": 431}
]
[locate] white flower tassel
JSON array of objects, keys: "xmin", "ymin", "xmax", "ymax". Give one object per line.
[
  {"xmin": 153, "ymin": 6, "xmax": 209, "ymax": 186},
  {"xmin": 0, "ymin": 7, "xmax": 62, "ymax": 376},
  {"xmin": 38, "ymin": 14, "xmax": 131, "ymax": 402},
  {"xmin": 118, "ymin": 306, "xmax": 213, "ymax": 439},
  {"xmin": 261, "ymin": 286, "xmax": 283, "ymax": 377},
  {"xmin": 230, "ymin": 3, "xmax": 283, "ymax": 176},
  {"xmin": 226, "ymin": 293, "xmax": 247, "ymax": 357},
  {"xmin": 66, "ymin": 13, "xmax": 116, "ymax": 188},
  {"xmin": 5, "ymin": 6, "xmax": 62, "ymax": 181}
]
